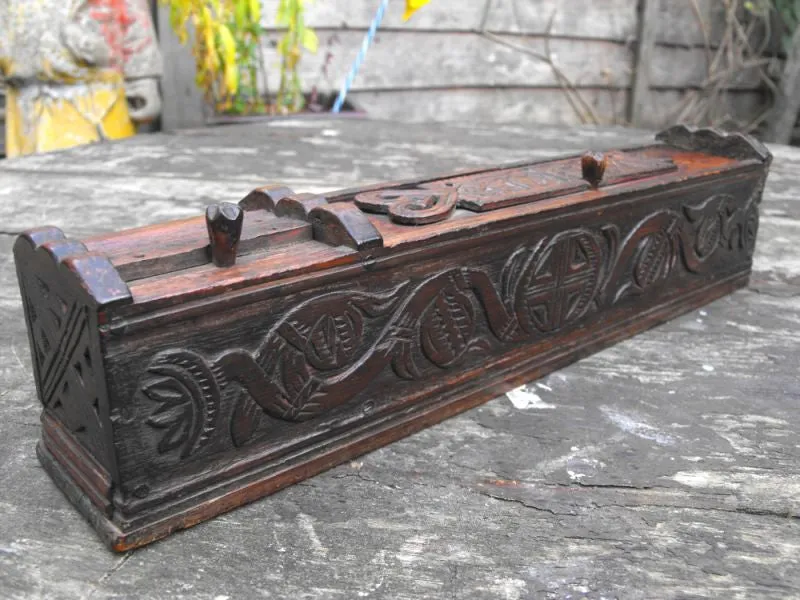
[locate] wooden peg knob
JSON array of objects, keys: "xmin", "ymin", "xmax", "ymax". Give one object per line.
[
  {"xmin": 581, "ymin": 151, "xmax": 608, "ymax": 188},
  {"xmin": 206, "ymin": 202, "xmax": 244, "ymax": 267}
]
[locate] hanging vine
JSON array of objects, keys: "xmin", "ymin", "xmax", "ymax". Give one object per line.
[
  {"xmin": 275, "ymin": 0, "xmax": 319, "ymax": 113},
  {"xmin": 672, "ymin": 0, "xmax": 795, "ymax": 133}
]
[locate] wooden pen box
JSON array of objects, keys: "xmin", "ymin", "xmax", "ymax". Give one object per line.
[{"xmin": 13, "ymin": 125, "xmax": 771, "ymax": 551}]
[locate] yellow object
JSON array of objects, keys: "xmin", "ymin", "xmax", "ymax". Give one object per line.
[
  {"xmin": 6, "ymin": 72, "xmax": 136, "ymax": 158},
  {"xmin": 163, "ymin": 0, "xmax": 242, "ymax": 103},
  {"xmin": 403, "ymin": 0, "xmax": 431, "ymax": 21}
]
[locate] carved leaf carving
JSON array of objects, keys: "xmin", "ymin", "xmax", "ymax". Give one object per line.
[
  {"xmin": 305, "ymin": 310, "xmax": 362, "ymax": 370},
  {"xmin": 141, "ymin": 350, "xmax": 220, "ymax": 459},
  {"xmin": 144, "ymin": 377, "xmax": 195, "ymax": 455},
  {"xmin": 743, "ymin": 205, "xmax": 759, "ymax": 255},
  {"xmin": 695, "ymin": 214, "xmax": 722, "ymax": 258},
  {"xmin": 420, "ymin": 285, "xmax": 476, "ymax": 367},
  {"xmin": 230, "ymin": 393, "xmax": 262, "ymax": 448},
  {"xmin": 633, "ymin": 230, "xmax": 675, "ymax": 289}
]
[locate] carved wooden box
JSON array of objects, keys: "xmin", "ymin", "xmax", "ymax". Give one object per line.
[{"xmin": 13, "ymin": 126, "xmax": 771, "ymax": 551}]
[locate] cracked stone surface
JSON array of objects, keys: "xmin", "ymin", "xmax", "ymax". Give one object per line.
[{"xmin": 0, "ymin": 119, "xmax": 799, "ymax": 599}]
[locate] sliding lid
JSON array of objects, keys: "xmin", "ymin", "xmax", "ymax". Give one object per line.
[{"xmin": 33, "ymin": 125, "xmax": 769, "ymax": 315}]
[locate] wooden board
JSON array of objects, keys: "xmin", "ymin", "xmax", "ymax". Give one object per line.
[
  {"xmin": 258, "ymin": 30, "xmax": 771, "ymax": 94},
  {"xmin": 156, "ymin": 4, "xmax": 207, "ymax": 131},
  {"xmin": 261, "ymin": 0, "xmax": 728, "ymax": 47},
  {"xmin": 0, "ymin": 118, "xmax": 798, "ymax": 596},
  {"xmin": 158, "ymin": 0, "xmax": 772, "ymax": 129},
  {"xmin": 345, "ymin": 87, "xmax": 767, "ymax": 128}
]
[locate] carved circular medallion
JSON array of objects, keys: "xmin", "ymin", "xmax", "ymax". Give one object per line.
[{"xmin": 515, "ymin": 231, "xmax": 603, "ymax": 333}]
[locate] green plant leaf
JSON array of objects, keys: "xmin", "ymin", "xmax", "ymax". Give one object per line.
[
  {"xmin": 249, "ymin": 0, "xmax": 261, "ymax": 22},
  {"xmin": 276, "ymin": 0, "xmax": 290, "ymax": 24},
  {"xmin": 302, "ymin": 28, "xmax": 319, "ymax": 53},
  {"xmin": 781, "ymin": 4, "xmax": 795, "ymax": 27},
  {"xmin": 235, "ymin": 3, "xmax": 245, "ymax": 29},
  {"xmin": 783, "ymin": 32, "xmax": 794, "ymax": 53},
  {"xmin": 277, "ymin": 34, "xmax": 290, "ymax": 55}
]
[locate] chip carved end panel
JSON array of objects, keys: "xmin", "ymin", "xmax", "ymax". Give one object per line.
[
  {"xmin": 14, "ymin": 230, "xmax": 115, "ymax": 473},
  {"xmin": 134, "ymin": 190, "xmax": 759, "ymax": 464}
]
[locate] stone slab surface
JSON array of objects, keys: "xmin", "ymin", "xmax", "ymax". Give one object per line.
[{"xmin": 0, "ymin": 118, "xmax": 798, "ymax": 599}]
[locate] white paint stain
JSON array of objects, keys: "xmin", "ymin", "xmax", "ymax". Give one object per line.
[
  {"xmin": 702, "ymin": 364, "xmax": 715, "ymax": 372},
  {"xmin": 704, "ymin": 413, "xmax": 789, "ymax": 456},
  {"xmin": 566, "ymin": 456, "xmax": 606, "ymax": 481},
  {"xmin": 567, "ymin": 469, "xmax": 587, "ymax": 481},
  {"xmin": 302, "ymin": 136, "xmax": 342, "ymax": 147},
  {"xmin": 535, "ymin": 439, "xmax": 621, "ymax": 476},
  {"xmin": 506, "ymin": 385, "xmax": 556, "ymax": 410},
  {"xmin": 725, "ymin": 320, "xmax": 767, "ymax": 334},
  {"xmin": 600, "ymin": 406, "xmax": 676, "ymax": 445},
  {"xmin": 396, "ymin": 533, "xmax": 438, "ymax": 563},
  {"xmin": 671, "ymin": 468, "xmax": 800, "ymax": 518},
  {"xmin": 356, "ymin": 570, "xmax": 385, "ymax": 598},
  {"xmin": 491, "ymin": 577, "xmax": 528, "ymax": 600},
  {"xmin": 536, "ymin": 382, "xmax": 553, "ymax": 392},
  {"xmin": 321, "ymin": 128, "xmax": 340, "ymax": 137},
  {"xmin": 267, "ymin": 119, "xmax": 341, "ymax": 128},
  {"xmin": 297, "ymin": 513, "xmax": 328, "ymax": 558},
  {"xmin": 195, "ymin": 147, "xmax": 258, "ymax": 155}
]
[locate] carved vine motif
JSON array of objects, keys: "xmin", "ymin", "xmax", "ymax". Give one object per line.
[
  {"xmin": 217, "ymin": 229, "xmax": 607, "ymax": 433},
  {"xmin": 138, "ymin": 194, "xmax": 758, "ymax": 458}
]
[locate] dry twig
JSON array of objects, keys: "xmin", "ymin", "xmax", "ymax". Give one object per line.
[
  {"xmin": 675, "ymin": 0, "xmax": 779, "ymax": 132},
  {"xmin": 475, "ymin": 0, "xmax": 601, "ymax": 125}
]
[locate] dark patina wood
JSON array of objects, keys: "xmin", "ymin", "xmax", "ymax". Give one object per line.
[
  {"xmin": 13, "ymin": 125, "xmax": 772, "ymax": 552},
  {"xmin": 205, "ymin": 203, "xmax": 244, "ymax": 267}
]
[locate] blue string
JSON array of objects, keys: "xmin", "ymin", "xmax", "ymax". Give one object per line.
[{"xmin": 332, "ymin": 0, "xmax": 391, "ymax": 113}]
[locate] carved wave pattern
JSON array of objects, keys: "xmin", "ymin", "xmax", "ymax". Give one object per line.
[{"xmin": 138, "ymin": 194, "xmax": 758, "ymax": 457}]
